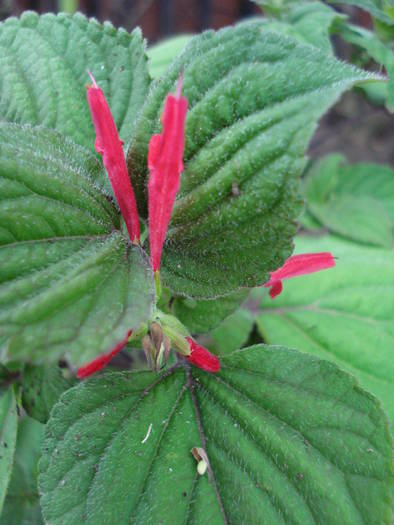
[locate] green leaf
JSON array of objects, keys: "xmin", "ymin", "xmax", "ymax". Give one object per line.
[
  {"xmin": 22, "ymin": 365, "xmax": 75, "ymax": 424},
  {"xmin": 0, "ymin": 123, "xmax": 155, "ymax": 366},
  {"xmin": 260, "ymin": 2, "xmax": 344, "ymax": 53},
  {"xmin": 172, "ymin": 290, "xmax": 249, "ymax": 333},
  {"xmin": 211, "ymin": 308, "xmax": 254, "ymax": 354},
  {"xmin": 256, "ymin": 234, "xmax": 394, "ymax": 424},
  {"xmin": 39, "ymin": 345, "xmax": 392, "ymax": 524},
  {"xmin": 0, "ymin": 12, "xmax": 150, "ymax": 150},
  {"xmin": 334, "ymin": 21, "xmax": 394, "ymax": 110},
  {"xmin": 327, "ymin": 0, "xmax": 394, "ymax": 26},
  {"xmin": 304, "ymin": 155, "xmax": 393, "ymax": 248},
  {"xmin": 0, "ymin": 416, "xmax": 44, "ymax": 525},
  {"xmin": 127, "ymin": 22, "xmax": 377, "ymax": 298},
  {"xmin": 147, "ymin": 34, "xmax": 193, "ymax": 78},
  {"xmin": 0, "ymin": 387, "xmax": 18, "ymax": 515}
]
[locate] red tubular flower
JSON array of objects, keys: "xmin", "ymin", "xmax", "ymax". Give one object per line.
[
  {"xmin": 86, "ymin": 72, "xmax": 140, "ymax": 243},
  {"xmin": 77, "ymin": 330, "xmax": 132, "ymax": 379},
  {"xmin": 185, "ymin": 337, "xmax": 220, "ymax": 372},
  {"xmin": 148, "ymin": 74, "xmax": 188, "ymax": 272},
  {"xmin": 264, "ymin": 252, "xmax": 335, "ymax": 299}
]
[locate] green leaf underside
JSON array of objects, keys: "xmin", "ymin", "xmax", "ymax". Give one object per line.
[
  {"xmin": 304, "ymin": 155, "xmax": 393, "ymax": 247},
  {"xmin": 256, "ymin": 235, "xmax": 394, "ymax": 424},
  {"xmin": 0, "ymin": 416, "xmax": 44, "ymax": 525},
  {"xmin": 22, "ymin": 365, "xmax": 75, "ymax": 423},
  {"xmin": 0, "ymin": 12, "xmax": 150, "ymax": 150},
  {"xmin": 0, "ymin": 123, "xmax": 155, "ymax": 366},
  {"xmin": 172, "ymin": 289, "xmax": 249, "ymax": 333},
  {"xmin": 39, "ymin": 345, "xmax": 392, "ymax": 525},
  {"xmin": 127, "ymin": 22, "xmax": 376, "ymax": 298},
  {"xmin": 327, "ymin": 0, "xmax": 394, "ymax": 26},
  {"xmin": 0, "ymin": 387, "xmax": 18, "ymax": 516},
  {"xmin": 147, "ymin": 34, "xmax": 193, "ymax": 79}
]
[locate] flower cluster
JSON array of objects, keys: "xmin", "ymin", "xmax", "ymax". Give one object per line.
[{"xmin": 78, "ymin": 74, "xmax": 335, "ymax": 379}]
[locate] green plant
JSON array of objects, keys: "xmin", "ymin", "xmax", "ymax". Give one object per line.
[{"xmin": 0, "ymin": 4, "xmax": 392, "ymax": 524}]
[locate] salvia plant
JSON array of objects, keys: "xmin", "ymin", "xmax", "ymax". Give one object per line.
[{"xmin": 0, "ymin": 0, "xmax": 393, "ymax": 523}]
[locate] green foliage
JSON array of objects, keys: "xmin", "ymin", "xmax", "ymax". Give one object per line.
[
  {"xmin": 39, "ymin": 346, "xmax": 392, "ymax": 524},
  {"xmin": 343, "ymin": 25, "xmax": 393, "ymax": 110},
  {"xmin": 259, "ymin": 1, "xmax": 344, "ymax": 52},
  {"xmin": 303, "ymin": 155, "xmax": 393, "ymax": 247},
  {"xmin": 0, "ymin": 387, "xmax": 17, "ymax": 515},
  {"xmin": 147, "ymin": 34, "xmax": 192, "ymax": 78},
  {"xmin": 0, "ymin": 417, "xmax": 44, "ymax": 525},
  {"xmin": 257, "ymin": 235, "xmax": 394, "ymax": 423},
  {"xmin": 0, "ymin": 123, "xmax": 155, "ymax": 366},
  {"xmin": 210, "ymin": 308, "xmax": 255, "ymax": 354},
  {"xmin": 22, "ymin": 365, "xmax": 75, "ymax": 423},
  {"xmin": 0, "ymin": 9, "xmax": 392, "ymax": 524},
  {"xmin": 172, "ymin": 290, "xmax": 249, "ymax": 333},
  {"xmin": 327, "ymin": 0, "xmax": 394, "ymax": 26},
  {"xmin": 128, "ymin": 22, "xmax": 375, "ymax": 298},
  {"xmin": 0, "ymin": 12, "xmax": 150, "ymax": 150}
]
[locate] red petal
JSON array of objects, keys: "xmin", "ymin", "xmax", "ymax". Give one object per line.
[
  {"xmin": 86, "ymin": 73, "xmax": 140, "ymax": 243},
  {"xmin": 77, "ymin": 330, "xmax": 132, "ymax": 379},
  {"xmin": 264, "ymin": 252, "xmax": 335, "ymax": 299},
  {"xmin": 148, "ymin": 75, "xmax": 188, "ymax": 271},
  {"xmin": 185, "ymin": 337, "xmax": 220, "ymax": 373}
]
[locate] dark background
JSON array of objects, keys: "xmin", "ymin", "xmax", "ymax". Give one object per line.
[{"xmin": 1, "ymin": 0, "xmax": 393, "ymax": 164}]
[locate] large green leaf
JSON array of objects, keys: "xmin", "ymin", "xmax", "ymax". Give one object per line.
[
  {"xmin": 22, "ymin": 365, "xmax": 75, "ymax": 423},
  {"xmin": 0, "ymin": 12, "xmax": 150, "ymax": 150},
  {"xmin": 127, "ymin": 22, "xmax": 378, "ymax": 298},
  {"xmin": 0, "ymin": 387, "xmax": 17, "ymax": 515},
  {"xmin": 172, "ymin": 289, "xmax": 249, "ymax": 333},
  {"xmin": 303, "ymin": 155, "xmax": 393, "ymax": 247},
  {"xmin": 39, "ymin": 345, "xmax": 392, "ymax": 524},
  {"xmin": 0, "ymin": 416, "xmax": 44, "ymax": 525},
  {"xmin": 147, "ymin": 34, "xmax": 192, "ymax": 78},
  {"xmin": 0, "ymin": 123, "xmax": 155, "ymax": 366},
  {"xmin": 256, "ymin": 235, "xmax": 394, "ymax": 424}
]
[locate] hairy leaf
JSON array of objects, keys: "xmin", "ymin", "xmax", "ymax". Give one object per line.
[
  {"xmin": 303, "ymin": 155, "xmax": 393, "ymax": 247},
  {"xmin": 0, "ymin": 12, "xmax": 150, "ymax": 150},
  {"xmin": 0, "ymin": 124, "xmax": 155, "ymax": 366},
  {"xmin": 127, "ymin": 22, "xmax": 377, "ymax": 297},
  {"xmin": 39, "ymin": 346, "xmax": 392, "ymax": 524},
  {"xmin": 22, "ymin": 365, "xmax": 75, "ymax": 423},
  {"xmin": 0, "ymin": 417, "xmax": 44, "ymax": 525},
  {"xmin": 0, "ymin": 387, "xmax": 17, "ymax": 515},
  {"xmin": 256, "ymin": 235, "xmax": 394, "ymax": 423}
]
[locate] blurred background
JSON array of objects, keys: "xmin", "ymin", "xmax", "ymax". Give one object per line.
[
  {"xmin": 1, "ymin": 0, "xmax": 261, "ymax": 41},
  {"xmin": 0, "ymin": 0, "xmax": 393, "ymax": 164}
]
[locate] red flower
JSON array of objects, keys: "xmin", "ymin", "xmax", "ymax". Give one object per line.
[
  {"xmin": 78, "ymin": 75, "xmax": 188, "ymax": 379},
  {"xmin": 185, "ymin": 338, "xmax": 220, "ymax": 372},
  {"xmin": 148, "ymin": 74, "xmax": 188, "ymax": 272},
  {"xmin": 264, "ymin": 252, "xmax": 335, "ymax": 298},
  {"xmin": 86, "ymin": 72, "xmax": 140, "ymax": 243}
]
